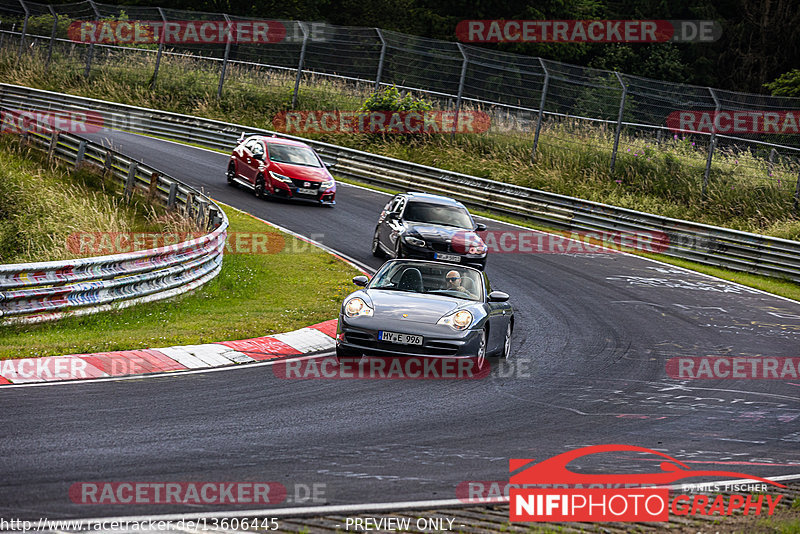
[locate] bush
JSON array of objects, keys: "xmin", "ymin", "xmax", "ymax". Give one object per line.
[{"xmin": 358, "ymin": 85, "xmax": 432, "ymax": 112}]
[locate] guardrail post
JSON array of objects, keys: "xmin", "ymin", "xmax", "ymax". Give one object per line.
[
  {"xmin": 167, "ymin": 181, "xmax": 177, "ymax": 208},
  {"xmin": 75, "ymin": 140, "xmax": 87, "ymax": 169},
  {"xmin": 531, "ymin": 58, "xmax": 550, "ymax": 164},
  {"xmin": 610, "ymin": 72, "xmax": 627, "ymax": 174},
  {"xmin": 703, "ymin": 87, "xmax": 720, "ymax": 199},
  {"xmin": 124, "ymin": 161, "xmax": 137, "ymax": 196},
  {"xmin": 291, "ymin": 22, "xmax": 308, "ymax": 109},
  {"xmin": 374, "ymin": 28, "xmax": 386, "ymax": 91},
  {"xmin": 217, "ymin": 14, "xmax": 232, "ymax": 99},
  {"xmin": 16, "ymin": 0, "xmax": 29, "ymax": 61},
  {"xmin": 102, "ymin": 149, "xmax": 113, "ymax": 175},
  {"xmin": 149, "ymin": 172, "xmax": 159, "ymax": 199},
  {"xmin": 48, "ymin": 131, "xmax": 59, "ymax": 159},
  {"xmin": 85, "ymin": 0, "xmax": 100, "ymax": 78},
  {"xmin": 151, "ymin": 8, "xmax": 167, "ymax": 88},
  {"xmin": 451, "ymin": 43, "xmax": 468, "ymax": 140},
  {"xmin": 45, "ymin": 6, "xmax": 57, "ymax": 72},
  {"xmin": 185, "ymin": 192, "xmax": 194, "ymax": 218}
]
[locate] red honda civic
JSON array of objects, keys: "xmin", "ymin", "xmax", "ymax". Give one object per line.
[{"xmin": 227, "ymin": 134, "xmax": 336, "ymax": 205}]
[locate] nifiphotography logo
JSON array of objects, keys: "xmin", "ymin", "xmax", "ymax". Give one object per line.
[{"xmin": 508, "ymin": 444, "xmax": 785, "ymax": 523}]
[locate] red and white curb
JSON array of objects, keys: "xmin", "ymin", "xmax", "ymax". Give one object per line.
[{"xmin": 0, "ymin": 319, "xmax": 337, "ymax": 385}]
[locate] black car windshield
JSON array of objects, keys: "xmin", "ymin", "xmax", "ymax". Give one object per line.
[
  {"xmin": 370, "ymin": 261, "xmax": 483, "ymax": 301},
  {"xmin": 267, "ymin": 144, "xmax": 322, "ymax": 167},
  {"xmin": 403, "ymin": 201, "xmax": 473, "ymax": 229}
]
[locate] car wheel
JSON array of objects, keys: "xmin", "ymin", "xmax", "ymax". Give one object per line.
[
  {"xmin": 476, "ymin": 327, "xmax": 487, "ymax": 370},
  {"xmin": 255, "ymin": 174, "xmax": 266, "ymax": 199},
  {"xmin": 372, "ymin": 229, "xmax": 385, "ymax": 258},
  {"xmin": 226, "ymin": 162, "xmax": 236, "ymax": 185},
  {"xmin": 501, "ymin": 321, "xmax": 513, "ymax": 360}
]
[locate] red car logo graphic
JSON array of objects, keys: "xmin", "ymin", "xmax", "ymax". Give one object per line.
[{"xmin": 510, "ymin": 444, "xmax": 786, "ymax": 487}]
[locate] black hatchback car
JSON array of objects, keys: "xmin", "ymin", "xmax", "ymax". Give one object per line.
[{"xmin": 371, "ymin": 192, "xmax": 488, "ymax": 269}]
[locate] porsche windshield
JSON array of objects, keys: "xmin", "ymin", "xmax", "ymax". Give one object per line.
[
  {"xmin": 267, "ymin": 144, "xmax": 322, "ymax": 167},
  {"xmin": 403, "ymin": 201, "xmax": 473, "ymax": 229},
  {"xmin": 370, "ymin": 262, "xmax": 483, "ymax": 301}
]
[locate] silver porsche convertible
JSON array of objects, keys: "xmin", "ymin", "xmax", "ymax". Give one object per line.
[{"xmin": 336, "ymin": 259, "xmax": 514, "ymax": 368}]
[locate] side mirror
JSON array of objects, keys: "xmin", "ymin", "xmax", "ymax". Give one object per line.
[
  {"xmin": 254, "ymin": 153, "xmax": 265, "ymax": 161},
  {"xmin": 475, "ymin": 222, "xmax": 487, "ymax": 232},
  {"xmin": 488, "ymin": 291, "xmax": 509, "ymax": 302},
  {"xmin": 386, "ymin": 211, "xmax": 399, "ymax": 220},
  {"xmin": 352, "ymin": 275, "xmax": 369, "ymax": 287}
]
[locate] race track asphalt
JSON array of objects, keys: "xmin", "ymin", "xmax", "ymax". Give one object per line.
[{"xmin": 1, "ymin": 131, "xmax": 798, "ymax": 520}]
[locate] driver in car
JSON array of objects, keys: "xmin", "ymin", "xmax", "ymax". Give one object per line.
[{"xmin": 445, "ymin": 270, "xmax": 468, "ymax": 292}]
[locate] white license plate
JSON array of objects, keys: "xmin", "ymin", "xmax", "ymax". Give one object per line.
[
  {"xmin": 296, "ymin": 187, "xmax": 317, "ymax": 195},
  {"xmin": 379, "ymin": 331, "xmax": 423, "ymax": 345},
  {"xmin": 435, "ymin": 253, "xmax": 461, "ymax": 262}
]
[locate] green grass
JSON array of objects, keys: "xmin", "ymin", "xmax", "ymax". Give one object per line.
[
  {"xmin": 0, "ymin": 203, "xmax": 360, "ymax": 359},
  {"xmin": 0, "ymin": 45, "xmax": 798, "ymax": 241}
]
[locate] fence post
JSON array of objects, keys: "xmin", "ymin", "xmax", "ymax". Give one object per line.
[
  {"xmin": 531, "ymin": 58, "xmax": 550, "ymax": 164},
  {"xmin": 610, "ymin": 71, "xmax": 627, "ymax": 174},
  {"xmin": 217, "ymin": 14, "xmax": 232, "ymax": 99},
  {"xmin": 703, "ymin": 87, "xmax": 720, "ymax": 199},
  {"xmin": 151, "ymin": 7, "xmax": 167, "ymax": 88},
  {"xmin": 794, "ymin": 162, "xmax": 800, "ymax": 215},
  {"xmin": 451, "ymin": 43, "xmax": 468, "ymax": 140},
  {"xmin": 291, "ymin": 22, "xmax": 308, "ymax": 109},
  {"xmin": 85, "ymin": 0, "xmax": 100, "ymax": 78},
  {"xmin": 17, "ymin": 0, "xmax": 29, "ymax": 60},
  {"xmin": 374, "ymin": 27, "xmax": 386, "ymax": 91},
  {"xmin": 45, "ymin": 5, "xmax": 57, "ymax": 72},
  {"xmin": 768, "ymin": 148, "xmax": 777, "ymax": 178}
]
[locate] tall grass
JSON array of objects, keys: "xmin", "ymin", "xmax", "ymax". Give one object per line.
[
  {"xmin": 1, "ymin": 42, "xmax": 798, "ymax": 239},
  {"xmin": 0, "ymin": 135, "xmax": 191, "ymax": 263}
]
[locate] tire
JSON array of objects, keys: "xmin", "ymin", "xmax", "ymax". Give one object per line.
[
  {"xmin": 476, "ymin": 327, "xmax": 487, "ymax": 370},
  {"xmin": 500, "ymin": 321, "xmax": 513, "ymax": 360},
  {"xmin": 255, "ymin": 174, "xmax": 266, "ymax": 199},
  {"xmin": 372, "ymin": 228, "xmax": 385, "ymax": 258},
  {"xmin": 226, "ymin": 162, "xmax": 236, "ymax": 185}
]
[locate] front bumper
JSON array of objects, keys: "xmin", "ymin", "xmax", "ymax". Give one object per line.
[
  {"xmin": 399, "ymin": 241, "xmax": 486, "ymax": 269},
  {"xmin": 272, "ymin": 181, "xmax": 336, "ymax": 204},
  {"xmin": 336, "ymin": 315, "xmax": 482, "ymax": 358}
]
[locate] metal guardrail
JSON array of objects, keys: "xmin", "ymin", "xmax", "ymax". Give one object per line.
[
  {"xmin": 0, "ymin": 99, "xmax": 228, "ymax": 325},
  {"xmin": 2, "ymin": 82, "xmax": 798, "ymax": 284}
]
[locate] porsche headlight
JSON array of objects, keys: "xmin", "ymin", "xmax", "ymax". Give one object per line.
[
  {"xmin": 269, "ymin": 171, "xmax": 293, "ymax": 184},
  {"xmin": 344, "ymin": 297, "xmax": 373, "ymax": 317},
  {"xmin": 321, "ymin": 179, "xmax": 335, "ymax": 189},
  {"xmin": 437, "ymin": 310, "xmax": 473, "ymax": 330},
  {"xmin": 403, "ymin": 236, "xmax": 426, "ymax": 247}
]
